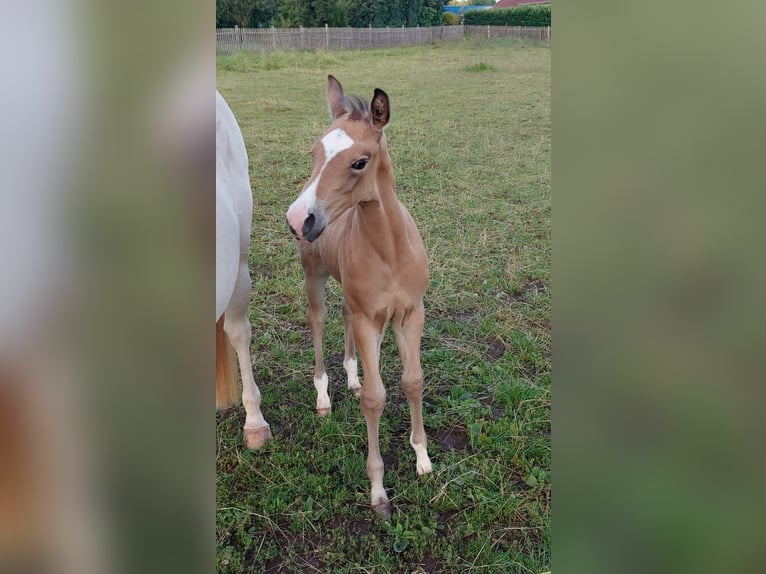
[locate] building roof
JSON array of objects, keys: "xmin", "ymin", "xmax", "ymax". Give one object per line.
[{"xmin": 493, "ymin": 0, "xmax": 550, "ymax": 9}]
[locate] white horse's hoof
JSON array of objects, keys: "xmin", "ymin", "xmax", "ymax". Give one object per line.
[
  {"xmin": 244, "ymin": 425, "xmax": 271, "ymax": 450},
  {"xmin": 317, "ymin": 407, "xmax": 331, "ymax": 416}
]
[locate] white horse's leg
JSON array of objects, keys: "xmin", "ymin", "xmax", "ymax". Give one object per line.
[{"xmin": 224, "ymin": 265, "xmax": 271, "ymax": 450}]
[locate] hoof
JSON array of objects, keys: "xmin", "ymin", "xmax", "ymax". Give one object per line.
[
  {"xmin": 417, "ymin": 460, "xmax": 433, "ymax": 476},
  {"xmin": 371, "ymin": 500, "xmax": 392, "ymax": 519},
  {"xmin": 244, "ymin": 425, "xmax": 271, "ymax": 450},
  {"xmin": 317, "ymin": 407, "xmax": 331, "ymax": 417},
  {"xmin": 349, "ymin": 384, "xmax": 361, "ymax": 398}
]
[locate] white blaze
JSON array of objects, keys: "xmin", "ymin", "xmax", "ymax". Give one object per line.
[{"xmin": 288, "ymin": 128, "xmax": 354, "ymax": 215}]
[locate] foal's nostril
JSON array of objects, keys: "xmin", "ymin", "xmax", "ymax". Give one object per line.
[{"xmin": 302, "ymin": 213, "xmax": 316, "ymax": 237}]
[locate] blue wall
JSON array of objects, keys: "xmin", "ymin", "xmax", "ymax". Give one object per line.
[{"xmin": 443, "ymin": 6, "xmax": 493, "ymax": 15}]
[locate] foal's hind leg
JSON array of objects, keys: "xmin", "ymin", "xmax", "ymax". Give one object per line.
[
  {"xmin": 393, "ymin": 303, "xmax": 433, "ymax": 476},
  {"xmin": 225, "ymin": 265, "xmax": 271, "ymax": 449},
  {"xmin": 300, "ymin": 249, "xmax": 331, "ymax": 415},
  {"xmin": 342, "ymin": 298, "xmax": 361, "ymax": 397}
]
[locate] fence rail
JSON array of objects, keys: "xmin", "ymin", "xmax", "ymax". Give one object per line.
[{"xmin": 216, "ymin": 25, "xmax": 550, "ymax": 54}]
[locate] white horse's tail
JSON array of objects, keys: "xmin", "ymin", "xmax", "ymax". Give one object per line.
[{"xmin": 216, "ymin": 317, "xmax": 238, "ymax": 409}]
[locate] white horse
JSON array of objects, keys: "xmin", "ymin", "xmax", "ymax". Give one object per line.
[{"xmin": 216, "ymin": 90, "xmax": 271, "ymax": 449}]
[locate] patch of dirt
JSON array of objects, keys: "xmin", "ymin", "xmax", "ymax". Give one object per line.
[
  {"xmin": 253, "ymin": 264, "xmax": 275, "ymax": 279},
  {"xmin": 327, "ymin": 514, "xmax": 372, "ymax": 538},
  {"xmin": 259, "ymin": 532, "xmax": 329, "ymax": 573},
  {"xmin": 434, "ymin": 426, "xmax": 470, "ymax": 452},
  {"xmin": 484, "ymin": 337, "xmax": 507, "ymax": 361},
  {"xmin": 445, "ymin": 310, "xmax": 478, "ymax": 324},
  {"xmin": 416, "ymin": 552, "xmax": 444, "ymax": 574},
  {"xmin": 386, "ymin": 386, "xmax": 408, "ymax": 407},
  {"xmin": 327, "ymin": 352, "xmax": 344, "ymax": 368},
  {"xmin": 262, "ymin": 555, "xmax": 284, "ymax": 573},
  {"xmin": 420, "ymin": 553, "xmax": 444, "ymax": 574},
  {"xmin": 381, "ymin": 450, "xmax": 399, "ymax": 470},
  {"xmin": 511, "ymin": 278, "xmax": 547, "ymax": 301},
  {"xmin": 493, "ymin": 524, "xmax": 545, "ymax": 552},
  {"xmin": 216, "ymin": 406, "xmax": 239, "ymax": 422},
  {"xmin": 437, "ymin": 509, "xmax": 460, "ymax": 532}
]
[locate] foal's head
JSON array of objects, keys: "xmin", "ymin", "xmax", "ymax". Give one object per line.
[{"xmin": 286, "ymin": 75, "xmax": 391, "ymax": 242}]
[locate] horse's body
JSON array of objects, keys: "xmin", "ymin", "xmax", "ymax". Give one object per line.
[
  {"xmin": 216, "ymin": 90, "xmax": 270, "ymax": 449},
  {"xmin": 286, "ymin": 76, "xmax": 432, "ymax": 515}
]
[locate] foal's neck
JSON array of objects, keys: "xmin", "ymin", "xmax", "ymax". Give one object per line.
[{"xmin": 356, "ymin": 146, "xmax": 411, "ymax": 263}]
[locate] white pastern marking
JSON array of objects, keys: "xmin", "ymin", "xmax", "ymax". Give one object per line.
[
  {"xmin": 410, "ymin": 432, "xmax": 433, "ymax": 475},
  {"xmin": 289, "ymin": 128, "xmax": 354, "ymax": 213},
  {"xmin": 314, "ymin": 372, "xmax": 330, "ymax": 411},
  {"xmin": 370, "ymin": 484, "xmax": 389, "ymax": 508},
  {"xmin": 344, "ymin": 357, "xmax": 360, "ymax": 389}
]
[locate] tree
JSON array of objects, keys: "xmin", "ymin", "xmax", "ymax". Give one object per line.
[
  {"xmin": 216, "ymin": 0, "xmax": 279, "ymax": 28},
  {"xmin": 217, "ymin": 0, "xmax": 257, "ymax": 28},
  {"xmin": 348, "ymin": 0, "xmax": 446, "ymax": 27},
  {"xmin": 420, "ymin": 0, "xmax": 447, "ymax": 26},
  {"xmin": 306, "ymin": 0, "xmax": 350, "ymax": 27}
]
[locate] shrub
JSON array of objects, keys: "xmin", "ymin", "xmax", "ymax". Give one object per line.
[
  {"xmin": 442, "ymin": 12, "xmax": 461, "ymax": 26},
  {"xmin": 464, "ymin": 4, "xmax": 551, "ymax": 27}
]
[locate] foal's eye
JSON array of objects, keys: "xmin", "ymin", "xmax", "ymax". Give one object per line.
[{"xmin": 351, "ymin": 158, "xmax": 369, "ymax": 171}]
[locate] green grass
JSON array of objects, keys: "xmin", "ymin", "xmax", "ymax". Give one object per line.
[
  {"xmin": 217, "ymin": 38, "xmax": 550, "ymax": 573},
  {"xmin": 464, "ymin": 62, "xmax": 497, "ymax": 72}
]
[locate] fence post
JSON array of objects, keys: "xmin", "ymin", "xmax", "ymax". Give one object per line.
[
  {"xmin": 325, "ymin": 23, "xmax": 329, "ymax": 48},
  {"xmin": 300, "ymin": 26, "xmax": 305, "ymax": 50},
  {"xmin": 369, "ymin": 24, "xmax": 372, "ymax": 45},
  {"xmin": 487, "ymin": 25, "xmax": 490, "ymax": 40},
  {"xmin": 271, "ymin": 26, "xmax": 276, "ymax": 51}
]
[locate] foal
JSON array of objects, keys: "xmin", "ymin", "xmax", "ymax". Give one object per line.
[{"xmin": 286, "ymin": 76, "xmax": 432, "ymax": 515}]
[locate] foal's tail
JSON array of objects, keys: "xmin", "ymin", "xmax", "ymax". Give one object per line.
[{"xmin": 216, "ymin": 317, "xmax": 239, "ymax": 409}]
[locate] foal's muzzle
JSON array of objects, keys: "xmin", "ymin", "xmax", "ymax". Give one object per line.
[
  {"xmin": 301, "ymin": 212, "xmax": 326, "ymax": 242},
  {"xmin": 286, "ymin": 210, "xmax": 326, "ymax": 243}
]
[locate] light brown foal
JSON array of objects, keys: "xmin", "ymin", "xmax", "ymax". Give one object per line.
[{"xmin": 286, "ymin": 75, "xmax": 433, "ymax": 515}]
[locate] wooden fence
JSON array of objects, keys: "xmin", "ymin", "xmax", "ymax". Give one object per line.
[{"xmin": 216, "ymin": 25, "xmax": 550, "ymax": 54}]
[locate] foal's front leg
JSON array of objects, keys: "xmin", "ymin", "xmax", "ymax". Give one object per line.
[
  {"xmin": 352, "ymin": 317, "xmax": 390, "ymax": 516},
  {"xmin": 301, "ymin": 250, "xmax": 331, "ymax": 415}
]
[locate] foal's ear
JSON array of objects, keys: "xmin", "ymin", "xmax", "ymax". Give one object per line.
[
  {"xmin": 370, "ymin": 88, "xmax": 390, "ymax": 131},
  {"xmin": 327, "ymin": 75, "xmax": 346, "ymax": 121}
]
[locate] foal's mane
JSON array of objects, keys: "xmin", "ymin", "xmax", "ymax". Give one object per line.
[{"xmin": 336, "ymin": 94, "xmax": 370, "ymax": 121}]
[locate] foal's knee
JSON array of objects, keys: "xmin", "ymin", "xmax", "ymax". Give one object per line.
[
  {"xmin": 402, "ymin": 371, "xmax": 423, "ymax": 400},
  {"xmin": 361, "ymin": 384, "xmax": 386, "ymax": 415}
]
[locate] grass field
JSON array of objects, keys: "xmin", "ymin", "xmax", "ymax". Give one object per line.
[{"xmin": 216, "ymin": 38, "xmax": 550, "ymax": 573}]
